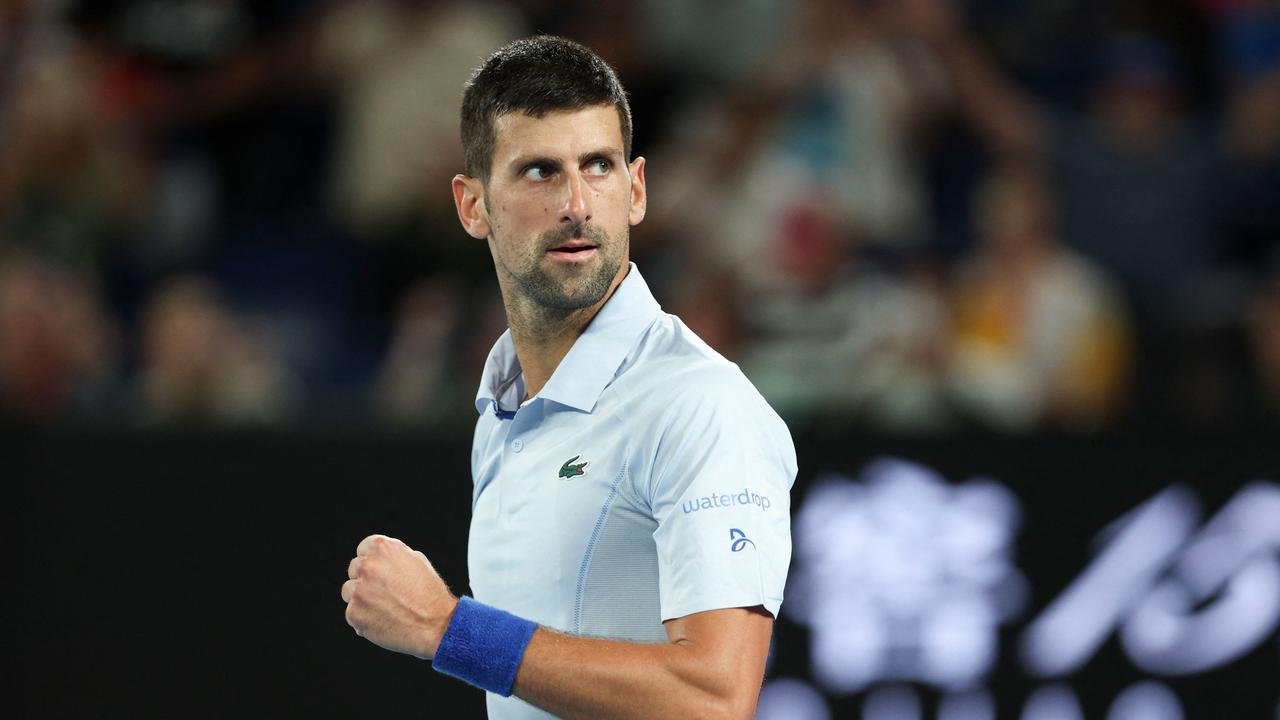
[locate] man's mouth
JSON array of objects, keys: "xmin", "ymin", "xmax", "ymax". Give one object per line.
[
  {"xmin": 547, "ymin": 241, "xmax": 598, "ymax": 258},
  {"xmin": 543, "ymin": 223, "xmax": 604, "ymax": 262}
]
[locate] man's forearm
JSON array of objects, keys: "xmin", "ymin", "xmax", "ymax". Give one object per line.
[{"xmin": 513, "ymin": 610, "xmax": 771, "ymax": 720}]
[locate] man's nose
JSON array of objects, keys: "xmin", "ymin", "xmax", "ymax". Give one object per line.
[{"xmin": 560, "ymin": 171, "xmax": 592, "ymax": 226}]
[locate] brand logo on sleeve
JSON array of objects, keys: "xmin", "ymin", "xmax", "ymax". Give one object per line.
[
  {"xmin": 682, "ymin": 488, "xmax": 772, "ymax": 514},
  {"xmin": 730, "ymin": 528, "xmax": 756, "ymax": 552},
  {"xmin": 559, "ymin": 455, "xmax": 588, "ymax": 479}
]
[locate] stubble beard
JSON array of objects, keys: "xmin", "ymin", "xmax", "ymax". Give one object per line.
[{"xmin": 499, "ymin": 222, "xmax": 624, "ymax": 324}]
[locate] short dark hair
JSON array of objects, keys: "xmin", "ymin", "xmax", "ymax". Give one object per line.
[{"xmin": 461, "ymin": 36, "xmax": 632, "ymax": 181}]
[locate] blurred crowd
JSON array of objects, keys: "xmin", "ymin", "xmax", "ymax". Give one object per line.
[{"xmin": 2, "ymin": 0, "xmax": 1278, "ymax": 433}]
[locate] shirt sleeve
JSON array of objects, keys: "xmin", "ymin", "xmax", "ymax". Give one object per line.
[{"xmin": 647, "ymin": 367, "xmax": 797, "ymax": 621}]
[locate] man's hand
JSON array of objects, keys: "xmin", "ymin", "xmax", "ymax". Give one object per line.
[{"xmin": 341, "ymin": 534, "xmax": 458, "ymax": 659}]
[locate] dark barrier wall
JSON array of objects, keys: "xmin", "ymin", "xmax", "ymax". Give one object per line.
[{"xmin": 8, "ymin": 427, "xmax": 1280, "ymax": 719}]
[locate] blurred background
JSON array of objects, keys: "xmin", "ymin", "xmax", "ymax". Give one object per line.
[
  {"xmin": 4, "ymin": 0, "xmax": 1279, "ymax": 718},
  {"xmin": 2, "ymin": 0, "xmax": 1279, "ymax": 433}
]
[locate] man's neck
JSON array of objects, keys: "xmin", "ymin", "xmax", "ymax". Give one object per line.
[
  {"xmin": 508, "ymin": 306, "xmax": 594, "ymax": 401},
  {"xmin": 503, "ymin": 268, "xmax": 628, "ymax": 401}
]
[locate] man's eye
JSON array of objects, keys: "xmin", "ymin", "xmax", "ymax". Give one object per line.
[
  {"xmin": 523, "ymin": 165, "xmax": 552, "ymax": 180},
  {"xmin": 585, "ymin": 159, "xmax": 611, "ymax": 176}
]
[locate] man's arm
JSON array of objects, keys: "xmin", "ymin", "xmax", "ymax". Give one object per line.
[
  {"xmin": 515, "ymin": 606, "xmax": 772, "ymax": 720},
  {"xmin": 342, "ymin": 535, "xmax": 773, "ymax": 720}
]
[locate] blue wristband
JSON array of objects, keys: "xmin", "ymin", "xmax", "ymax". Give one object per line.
[{"xmin": 431, "ymin": 597, "xmax": 537, "ymax": 696}]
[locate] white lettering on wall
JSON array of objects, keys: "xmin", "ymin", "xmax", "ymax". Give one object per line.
[
  {"xmin": 1120, "ymin": 483, "xmax": 1280, "ymax": 674},
  {"xmin": 1020, "ymin": 486, "xmax": 1200, "ymax": 676},
  {"xmin": 788, "ymin": 459, "xmax": 1025, "ymax": 692},
  {"xmin": 1021, "ymin": 482, "xmax": 1280, "ymax": 677},
  {"xmin": 1105, "ymin": 682, "xmax": 1183, "ymax": 720}
]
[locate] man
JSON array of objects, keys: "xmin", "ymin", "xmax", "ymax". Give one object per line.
[{"xmin": 341, "ymin": 36, "xmax": 796, "ymax": 720}]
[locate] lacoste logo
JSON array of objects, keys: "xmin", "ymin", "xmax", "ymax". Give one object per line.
[
  {"xmin": 730, "ymin": 528, "xmax": 755, "ymax": 552},
  {"xmin": 559, "ymin": 455, "xmax": 588, "ymax": 479}
]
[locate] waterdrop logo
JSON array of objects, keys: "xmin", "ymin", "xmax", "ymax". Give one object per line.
[{"xmin": 682, "ymin": 488, "xmax": 772, "ymax": 514}]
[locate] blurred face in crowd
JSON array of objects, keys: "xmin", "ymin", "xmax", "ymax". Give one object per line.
[
  {"xmin": 1227, "ymin": 68, "xmax": 1280, "ymax": 158},
  {"xmin": 1095, "ymin": 77, "xmax": 1177, "ymax": 149},
  {"xmin": 978, "ymin": 175, "xmax": 1054, "ymax": 261},
  {"xmin": 453, "ymin": 104, "xmax": 646, "ymax": 319}
]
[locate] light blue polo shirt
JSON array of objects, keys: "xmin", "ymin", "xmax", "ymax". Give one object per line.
[{"xmin": 467, "ymin": 264, "xmax": 796, "ymax": 719}]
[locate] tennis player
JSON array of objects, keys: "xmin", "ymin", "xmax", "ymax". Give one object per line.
[{"xmin": 342, "ymin": 36, "xmax": 796, "ymax": 720}]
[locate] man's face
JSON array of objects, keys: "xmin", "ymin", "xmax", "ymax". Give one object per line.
[{"xmin": 454, "ymin": 104, "xmax": 646, "ymax": 317}]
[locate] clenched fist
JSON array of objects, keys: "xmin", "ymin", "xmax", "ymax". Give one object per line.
[{"xmin": 341, "ymin": 534, "xmax": 458, "ymax": 659}]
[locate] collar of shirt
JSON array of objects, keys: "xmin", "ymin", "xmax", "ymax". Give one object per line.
[{"xmin": 474, "ymin": 262, "xmax": 662, "ymax": 417}]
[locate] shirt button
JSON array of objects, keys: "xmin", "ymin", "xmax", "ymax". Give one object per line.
[{"xmin": 511, "ymin": 438, "xmax": 524, "ymax": 453}]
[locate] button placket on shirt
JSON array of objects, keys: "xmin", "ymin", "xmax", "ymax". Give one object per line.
[{"xmin": 503, "ymin": 404, "xmax": 541, "ymax": 516}]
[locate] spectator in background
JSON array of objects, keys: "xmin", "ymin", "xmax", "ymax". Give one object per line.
[
  {"xmin": 372, "ymin": 278, "xmax": 517, "ymax": 429},
  {"xmin": 663, "ymin": 267, "xmax": 746, "ymax": 363},
  {"xmin": 137, "ymin": 276, "xmax": 300, "ymax": 424},
  {"xmin": 1193, "ymin": 8, "xmax": 1280, "ymax": 427},
  {"xmin": 314, "ymin": 0, "xmax": 523, "ymax": 248},
  {"xmin": 1215, "ymin": 7, "xmax": 1280, "ymax": 274},
  {"xmin": 897, "ymin": 0, "xmax": 1216, "ymax": 328},
  {"xmin": 948, "ymin": 164, "xmax": 1131, "ymax": 431},
  {"xmin": 372, "ymin": 277, "xmax": 464, "ymax": 425},
  {"xmin": 0, "ymin": 251, "xmax": 118, "ymax": 420},
  {"xmin": 736, "ymin": 225, "xmax": 953, "ymax": 431},
  {"xmin": 0, "ymin": 7, "xmax": 135, "ymax": 421},
  {"xmin": 0, "ymin": 16, "xmax": 150, "ymax": 278}
]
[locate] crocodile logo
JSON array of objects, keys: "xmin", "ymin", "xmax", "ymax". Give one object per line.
[{"xmin": 559, "ymin": 455, "xmax": 588, "ymax": 479}]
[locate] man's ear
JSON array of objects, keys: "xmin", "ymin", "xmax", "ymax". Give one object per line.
[
  {"xmin": 452, "ymin": 174, "xmax": 491, "ymax": 239},
  {"xmin": 628, "ymin": 156, "xmax": 647, "ymax": 226}
]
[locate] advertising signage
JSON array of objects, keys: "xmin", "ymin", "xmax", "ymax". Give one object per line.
[{"xmin": 762, "ymin": 441, "xmax": 1280, "ymax": 720}]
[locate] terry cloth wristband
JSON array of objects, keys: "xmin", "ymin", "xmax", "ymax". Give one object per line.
[{"xmin": 431, "ymin": 596, "xmax": 537, "ymax": 696}]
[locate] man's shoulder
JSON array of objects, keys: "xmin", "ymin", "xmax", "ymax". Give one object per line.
[
  {"xmin": 622, "ymin": 313, "xmax": 747, "ymax": 387},
  {"xmin": 611, "ymin": 312, "xmax": 780, "ymax": 423}
]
